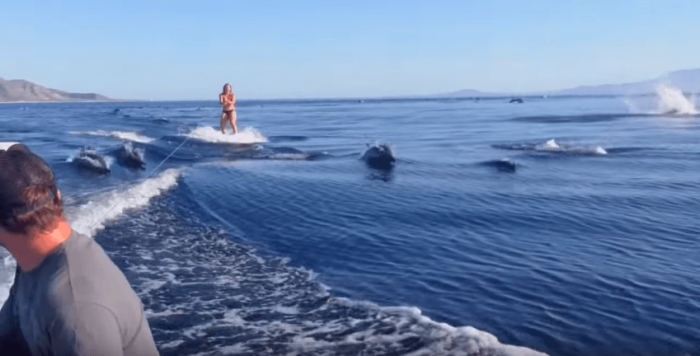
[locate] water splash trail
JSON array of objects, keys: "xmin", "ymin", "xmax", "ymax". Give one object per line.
[{"xmin": 656, "ymin": 84, "xmax": 697, "ymax": 115}]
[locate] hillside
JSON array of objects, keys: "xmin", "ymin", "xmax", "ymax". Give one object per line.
[
  {"xmin": 440, "ymin": 68, "xmax": 700, "ymax": 97},
  {"xmin": 0, "ymin": 77, "xmax": 110, "ymax": 102}
]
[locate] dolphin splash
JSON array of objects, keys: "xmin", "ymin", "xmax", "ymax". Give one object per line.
[
  {"xmin": 117, "ymin": 142, "xmax": 146, "ymax": 170},
  {"xmin": 73, "ymin": 148, "xmax": 111, "ymax": 174}
]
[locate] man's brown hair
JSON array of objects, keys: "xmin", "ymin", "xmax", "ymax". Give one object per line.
[{"xmin": 0, "ymin": 144, "xmax": 64, "ymax": 235}]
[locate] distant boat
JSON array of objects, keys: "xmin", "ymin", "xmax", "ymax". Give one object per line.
[{"xmin": 510, "ymin": 98, "xmax": 524, "ymax": 103}]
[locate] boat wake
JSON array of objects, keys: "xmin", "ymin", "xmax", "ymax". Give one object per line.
[
  {"xmin": 0, "ymin": 166, "xmax": 547, "ymax": 355},
  {"xmin": 66, "ymin": 168, "xmax": 183, "ymax": 238},
  {"xmin": 92, "ymin": 194, "xmax": 546, "ymax": 356},
  {"xmin": 0, "ymin": 168, "xmax": 183, "ymax": 308}
]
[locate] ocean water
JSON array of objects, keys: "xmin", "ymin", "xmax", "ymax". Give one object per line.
[{"xmin": 0, "ymin": 93, "xmax": 698, "ymax": 356}]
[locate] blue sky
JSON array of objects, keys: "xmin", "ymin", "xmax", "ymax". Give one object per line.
[{"xmin": 1, "ymin": 0, "xmax": 698, "ymax": 100}]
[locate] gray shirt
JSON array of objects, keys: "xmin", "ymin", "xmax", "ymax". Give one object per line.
[{"xmin": 0, "ymin": 231, "xmax": 159, "ymax": 356}]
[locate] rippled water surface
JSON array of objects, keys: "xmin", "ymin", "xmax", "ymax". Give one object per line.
[{"xmin": 0, "ymin": 96, "xmax": 699, "ymax": 356}]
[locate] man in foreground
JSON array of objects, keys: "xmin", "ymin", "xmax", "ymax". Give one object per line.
[{"xmin": 0, "ymin": 144, "xmax": 159, "ymax": 355}]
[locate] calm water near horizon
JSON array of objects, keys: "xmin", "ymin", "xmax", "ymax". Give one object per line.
[{"xmin": 1, "ymin": 94, "xmax": 699, "ymax": 355}]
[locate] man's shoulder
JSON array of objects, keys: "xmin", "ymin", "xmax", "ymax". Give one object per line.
[
  {"xmin": 39, "ymin": 233, "xmax": 124, "ymax": 300},
  {"xmin": 63, "ymin": 232, "xmax": 114, "ymax": 269},
  {"xmin": 59, "ymin": 232, "xmax": 139, "ymax": 304},
  {"xmin": 34, "ymin": 231, "xmax": 145, "ymax": 332}
]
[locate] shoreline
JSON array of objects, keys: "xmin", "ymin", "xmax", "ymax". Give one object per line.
[
  {"xmin": 0, "ymin": 99, "xmax": 143, "ymax": 105},
  {"xmin": 0, "ymin": 91, "xmax": 695, "ymax": 105}
]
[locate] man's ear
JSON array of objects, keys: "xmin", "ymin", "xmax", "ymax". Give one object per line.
[{"xmin": 57, "ymin": 190, "xmax": 61, "ymax": 200}]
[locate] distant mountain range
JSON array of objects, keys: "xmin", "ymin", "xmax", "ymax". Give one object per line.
[
  {"xmin": 3, "ymin": 68, "xmax": 699, "ymax": 102},
  {"xmin": 0, "ymin": 77, "xmax": 110, "ymax": 102},
  {"xmin": 439, "ymin": 68, "xmax": 700, "ymax": 98}
]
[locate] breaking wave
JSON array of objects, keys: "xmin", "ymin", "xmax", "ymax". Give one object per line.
[{"xmin": 66, "ymin": 168, "xmax": 183, "ymax": 238}]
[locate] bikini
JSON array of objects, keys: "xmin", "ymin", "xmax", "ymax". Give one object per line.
[{"xmin": 222, "ymin": 95, "xmax": 235, "ymax": 114}]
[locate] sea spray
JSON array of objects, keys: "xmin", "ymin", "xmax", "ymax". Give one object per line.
[
  {"xmin": 656, "ymin": 84, "xmax": 697, "ymax": 115},
  {"xmin": 623, "ymin": 97, "xmax": 643, "ymax": 114},
  {"xmin": 183, "ymin": 126, "xmax": 268, "ymax": 144}
]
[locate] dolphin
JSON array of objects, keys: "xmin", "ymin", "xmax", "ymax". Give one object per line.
[
  {"xmin": 361, "ymin": 144, "xmax": 396, "ymax": 170},
  {"xmin": 483, "ymin": 158, "xmax": 517, "ymax": 173},
  {"xmin": 117, "ymin": 142, "xmax": 146, "ymax": 169},
  {"xmin": 73, "ymin": 148, "xmax": 111, "ymax": 174}
]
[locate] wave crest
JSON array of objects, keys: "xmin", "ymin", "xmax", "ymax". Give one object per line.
[{"xmin": 66, "ymin": 169, "xmax": 183, "ymax": 238}]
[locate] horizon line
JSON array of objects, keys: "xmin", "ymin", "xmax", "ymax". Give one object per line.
[{"xmin": 1, "ymin": 67, "xmax": 697, "ymax": 103}]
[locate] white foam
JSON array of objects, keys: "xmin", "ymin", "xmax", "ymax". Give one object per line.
[
  {"xmin": 336, "ymin": 301, "xmax": 547, "ymax": 356},
  {"xmin": 0, "ymin": 142, "xmax": 20, "ymax": 150},
  {"xmin": 184, "ymin": 126, "xmax": 268, "ymax": 144},
  {"xmin": 66, "ymin": 168, "xmax": 183, "ymax": 238},
  {"xmin": 623, "ymin": 98, "xmax": 641, "ymax": 113},
  {"xmin": 656, "ymin": 84, "xmax": 697, "ymax": 115},
  {"xmin": 0, "ymin": 284, "xmax": 10, "ymax": 306},
  {"xmin": 0, "ymin": 172, "xmax": 550, "ymax": 355},
  {"xmin": 266, "ymin": 153, "xmax": 310, "ymax": 161},
  {"xmin": 534, "ymin": 139, "xmax": 607, "ymax": 155},
  {"xmin": 215, "ymin": 344, "xmax": 249, "ymax": 354},
  {"xmin": 161, "ymin": 340, "xmax": 186, "ymax": 349},
  {"xmin": 70, "ymin": 130, "xmax": 155, "ymax": 143},
  {"xmin": 535, "ymin": 139, "xmax": 560, "ymax": 151},
  {"xmin": 272, "ymin": 305, "xmax": 300, "ymax": 315},
  {"xmin": 0, "ymin": 255, "xmax": 16, "ymax": 305},
  {"xmin": 407, "ymin": 324, "xmax": 547, "ymax": 356},
  {"xmin": 122, "ymin": 142, "xmax": 145, "ymax": 161}
]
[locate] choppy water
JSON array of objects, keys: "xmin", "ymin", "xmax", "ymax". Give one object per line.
[{"xmin": 0, "ymin": 93, "xmax": 699, "ymax": 356}]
